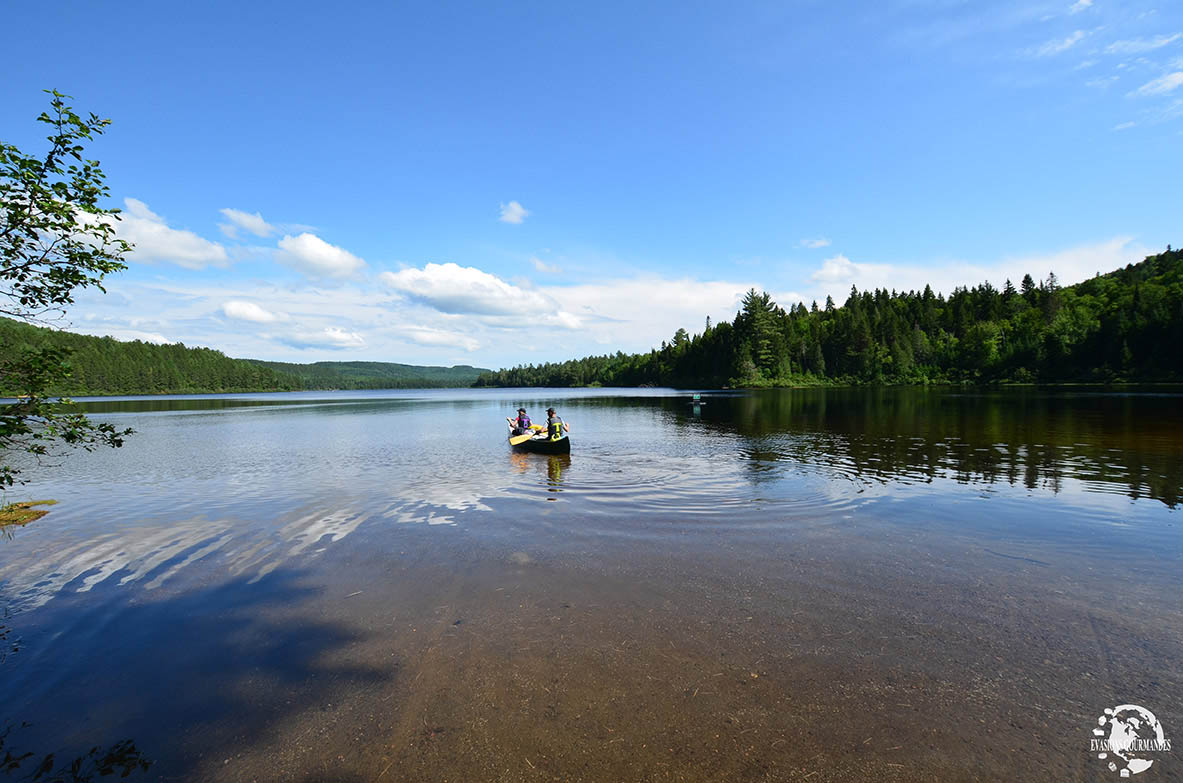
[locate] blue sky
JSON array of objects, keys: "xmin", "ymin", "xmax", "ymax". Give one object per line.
[{"xmin": 4, "ymin": 0, "xmax": 1180, "ymax": 368}]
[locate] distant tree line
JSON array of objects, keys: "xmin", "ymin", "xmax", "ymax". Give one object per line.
[
  {"xmin": 0, "ymin": 319, "xmax": 301, "ymax": 395},
  {"xmin": 246, "ymin": 359, "xmax": 489, "ymax": 390},
  {"xmin": 475, "ymin": 248, "xmax": 1183, "ymax": 388},
  {"xmin": 0, "ymin": 319, "xmax": 489, "ymax": 396}
]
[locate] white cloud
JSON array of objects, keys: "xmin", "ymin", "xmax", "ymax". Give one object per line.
[
  {"xmin": 1154, "ymin": 96, "xmax": 1183, "ymax": 121},
  {"xmin": 1131, "ymin": 71, "xmax": 1183, "ymax": 96},
  {"xmin": 1033, "ymin": 30, "xmax": 1086, "ymax": 57},
  {"xmin": 499, "ymin": 201, "xmax": 530, "ymax": 224},
  {"xmin": 114, "ymin": 198, "xmax": 229, "ymax": 269},
  {"xmin": 810, "ymin": 254, "xmax": 892, "ymax": 285},
  {"xmin": 222, "ymin": 300, "xmax": 280, "ymax": 323},
  {"xmin": 1085, "ymin": 75, "xmax": 1119, "ymax": 88},
  {"xmin": 803, "ymin": 237, "xmax": 1149, "ymax": 304},
  {"xmin": 394, "ymin": 325, "xmax": 480, "ymax": 352},
  {"xmin": 321, "ymin": 326, "xmax": 365, "ymax": 347},
  {"xmin": 381, "ymin": 262, "xmax": 561, "ymax": 316},
  {"xmin": 798, "ymin": 238, "xmax": 832, "ymax": 249},
  {"xmin": 1106, "ymin": 34, "xmax": 1182, "ymax": 55},
  {"xmin": 75, "ymin": 327, "xmax": 173, "ymax": 345},
  {"xmin": 218, "ymin": 208, "xmax": 275, "ymax": 239},
  {"xmin": 275, "ymin": 233, "xmax": 366, "ymax": 278},
  {"xmin": 277, "ymin": 326, "xmax": 365, "ymax": 350},
  {"xmin": 65, "ymin": 234, "xmax": 1155, "ymax": 372},
  {"xmin": 533, "ymin": 277, "xmax": 755, "ymax": 351},
  {"xmin": 531, "ymin": 256, "xmax": 562, "ymax": 274},
  {"xmin": 1113, "ymin": 121, "xmax": 1137, "ymax": 130},
  {"xmin": 1068, "ymin": 0, "xmax": 1092, "ymax": 14},
  {"xmin": 72, "ymin": 279, "xmax": 432, "ymax": 362}
]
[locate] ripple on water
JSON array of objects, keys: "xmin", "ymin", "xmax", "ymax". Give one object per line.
[
  {"xmin": 493, "ymin": 444, "xmax": 868, "ymax": 539},
  {"xmin": 5, "ymin": 388, "xmax": 1177, "ymax": 612}
]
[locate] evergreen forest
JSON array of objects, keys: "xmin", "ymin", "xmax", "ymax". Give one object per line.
[
  {"xmin": 474, "ymin": 248, "xmax": 1183, "ymax": 388},
  {"xmin": 0, "ymin": 318, "xmax": 487, "ymax": 396}
]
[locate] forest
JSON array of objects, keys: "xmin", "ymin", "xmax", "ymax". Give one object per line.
[
  {"xmin": 0, "ymin": 319, "xmax": 487, "ymax": 396},
  {"xmin": 246, "ymin": 359, "xmax": 489, "ymax": 390},
  {"xmin": 475, "ymin": 247, "xmax": 1183, "ymax": 388},
  {"xmin": 2, "ymin": 249, "xmax": 1179, "ymax": 397}
]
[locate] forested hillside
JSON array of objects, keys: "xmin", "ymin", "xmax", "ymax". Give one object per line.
[
  {"xmin": 475, "ymin": 247, "xmax": 1183, "ymax": 388},
  {"xmin": 246, "ymin": 360, "xmax": 488, "ymax": 389},
  {"xmin": 0, "ymin": 319, "xmax": 488, "ymax": 395},
  {"xmin": 0, "ymin": 319, "xmax": 300, "ymax": 395}
]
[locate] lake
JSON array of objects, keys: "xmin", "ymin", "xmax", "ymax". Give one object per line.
[{"xmin": 1, "ymin": 387, "xmax": 1180, "ymax": 781}]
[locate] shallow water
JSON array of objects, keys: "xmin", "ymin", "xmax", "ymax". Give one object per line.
[{"xmin": 1, "ymin": 387, "xmax": 1180, "ymax": 781}]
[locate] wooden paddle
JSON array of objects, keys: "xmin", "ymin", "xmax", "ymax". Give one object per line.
[{"xmin": 508, "ymin": 424, "xmax": 544, "ymax": 446}]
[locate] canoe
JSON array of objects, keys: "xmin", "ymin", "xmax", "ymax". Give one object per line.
[{"xmin": 508, "ymin": 424, "xmax": 571, "ymax": 454}]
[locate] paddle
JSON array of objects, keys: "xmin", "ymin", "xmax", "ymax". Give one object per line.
[{"xmin": 508, "ymin": 423, "xmax": 544, "ymax": 446}]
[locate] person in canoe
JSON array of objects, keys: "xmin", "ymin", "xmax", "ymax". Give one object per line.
[
  {"xmin": 507, "ymin": 407, "xmax": 532, "ymax": 435},
  {"xmin": 545, "ymin": 407, "xmax": 570, "ymax": 441}
]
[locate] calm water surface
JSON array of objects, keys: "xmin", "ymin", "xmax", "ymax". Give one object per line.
[{"xmin": 1, "ymin": 387, "xmax": 1180, "ymax": 781}]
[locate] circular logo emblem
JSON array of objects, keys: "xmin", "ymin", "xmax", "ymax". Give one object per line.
[{"xmin": 1090, "ymin": 704, "xmax": 1171, "ymax": 777}]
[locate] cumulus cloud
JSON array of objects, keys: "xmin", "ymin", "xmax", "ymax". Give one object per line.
[
  {"xmin": 810, "ymin": 254, "xmax": 892, "ymax": 285},
  {"xmin": 533, "ymin": 277, "xmax": 755, "ymax": 351},
  {"xmin": 75, "ymin": 327, "xmax": 173, "ymax": 345},
  {"xmin": 1130, "ymin": 71, "xmax": 1183, "ymax": 96},
  {"xmin": 499, "ymin": 201, "xmax": 530, "ymax": 224},
  {"xmin": 218, "ymin": 208, "xmax": 275, "ymax": 239},
  {"xmin": 113, "ymin": 198, "xmax": 229, "ymax": 269},
  {"xmin": 1068, "ymin": 0, "xmax": 1092, "ymax": 13},
  {"xmin": 222, "ymin": 300, "xmax": 280, "ymax": 323},
  {"xmin": 1106, "ymin": 34, "xmax": 1182, "ymax": 55},
  {"xmin": 277, "ymin": 326, "xmax": 365, "ymax": 350},
  {"xmin": 381, "ymin": 262, "xmax": 560, "ymax": 316},
  {"xmin": 1032, "ymin": 30, "xmax": 1086, "ymax": 57},
  {"xmin": 65, "ymin": 233, "xmax": 1155, "ymax": 372},
  {"xmin": 275, "ymin": 233, "xmax": 366, "ymax": 278},
  {"xmin": 803, "ymin": 237, "xmax": 1150, "ymax": 304},
  {"xmin": 798, "ymin": 238, "xmax": 832, "ymax": 249}
]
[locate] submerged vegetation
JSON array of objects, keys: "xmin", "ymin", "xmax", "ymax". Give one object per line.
[
  {"xmin": 0, "ymin": 499, "xmax": 56, "ymax": 527},
  {"xmin": 475, "ymin": 248, "xmax": 1183, "ymax": 388}
]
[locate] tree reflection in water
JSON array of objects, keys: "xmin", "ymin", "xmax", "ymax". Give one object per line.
[{"xmin": 634, "ymin": 388, "xmax": 1183, "ymax": 508}]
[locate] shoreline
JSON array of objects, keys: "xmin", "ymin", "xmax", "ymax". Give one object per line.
[{"xmin": 6, "ymin": 380, "xmax": 1183, "ymax": 402}]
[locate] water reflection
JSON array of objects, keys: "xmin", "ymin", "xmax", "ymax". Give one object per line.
[
  {"xmin": 546, "ymin": 455, "xmax": 569, "ymax": 494},
  {"xmin": 2, "ymin": 387, "xmax": 1178, "ymax": 615},
  {"xmin": 0, "ymin": 507, "xmax": 374, "ymax": 611},
  {"xmin": 508, "ymin": 452, "xmax": 570, "ymax": 499},
  {"xmin": 655, "ymin": 388, "xmax": 1183, "ymax": 508},
  {"xmin": 0, "ymin": 387, "xmax": 1178, "ymax": 781}
]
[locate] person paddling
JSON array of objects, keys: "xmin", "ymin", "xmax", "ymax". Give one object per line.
[
  {"xmin": 507, "ymin": 407, "xmax": 532, "ymax": 435},
  {"xmin": 545, "ymin": 407, "xmax": 569, "ymax": 441}
]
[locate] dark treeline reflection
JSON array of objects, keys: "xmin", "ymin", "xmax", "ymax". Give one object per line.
[
  {"xmin": 602, "ymin": 388, "xmax": 1182, "ymax": 508},
  {"xmin": 69, "ymin": 395, "xmax": 493, "ymax": 416},
  {"xmin": 72, "ymin": 396, "xmax": 423, "ymax": 415},
  {"xmin": 71, "ymin": 397, "xmax": 301, "ymax": 413}
]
